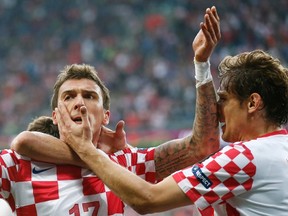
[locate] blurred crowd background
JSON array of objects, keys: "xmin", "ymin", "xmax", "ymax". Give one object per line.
[
  {"xmin": 1, "ymin": 0, "xmax": 288, "ymax": 215},
  {"xmin": 0, "ymin": 0, "xmax": 288, "ymax": 149}
]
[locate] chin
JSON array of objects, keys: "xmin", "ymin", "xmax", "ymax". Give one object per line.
[{"xmin": 221, "ymin": 133, "xmax": 233, "ymax": 143}]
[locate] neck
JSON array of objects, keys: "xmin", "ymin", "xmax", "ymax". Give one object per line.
[{"xmin": 244, "ymin": 121, "xmax": 281, "ymax": 141}]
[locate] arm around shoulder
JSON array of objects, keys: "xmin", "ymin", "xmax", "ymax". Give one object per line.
[{"xmin": 11, "ymin": 131, "xmax": 86, "ymax": 167}]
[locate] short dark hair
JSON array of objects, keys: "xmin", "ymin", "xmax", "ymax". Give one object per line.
[
  {"xmin": 27, "ymin": 116, "xmax": 60, "ymax": 138},
  {"xmin": 51, "ymin": 64, "xmax": 110, "ymax": 111},
  {"xmin": 218, "ymin": 49, "xmax": 288, "ymax": 126}
]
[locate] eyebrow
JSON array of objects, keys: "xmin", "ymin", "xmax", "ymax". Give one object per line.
[{"xmin": 60, "ymin": 89, "xmax": 100, "ymax": 97}]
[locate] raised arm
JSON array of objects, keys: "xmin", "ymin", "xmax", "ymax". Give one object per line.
[
  {"xmin": 56, "ymin": 6, "xmax": 220, "ymax": 214},
  {"xmin": 154, "ymin": 6, "xmax": 220, "ymax": 179}
]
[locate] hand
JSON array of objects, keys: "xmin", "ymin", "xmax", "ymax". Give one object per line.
[
  {"xmin": 193, "ymin": 6, "xmax": 221, "ymax": 62},
  {"xmin": 55, "ymin": 102, "xmax": 95, "ymax": 156},
  {"xmin": 98, "ymin": 120, "xmax": 130, "ymax": 154}
]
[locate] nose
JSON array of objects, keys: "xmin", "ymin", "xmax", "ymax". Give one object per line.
[{"xmin": 74, "ymin": 95, "xmax": 84, "ymax": 110}]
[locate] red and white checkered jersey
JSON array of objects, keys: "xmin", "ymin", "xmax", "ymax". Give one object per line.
[
  {"xmin": 173, "ymin": 129, "xmax": 288, "ymax": 216},
  {"xmin": 0, "ymin": 147, "xmax": 156, "ymax": 215}
]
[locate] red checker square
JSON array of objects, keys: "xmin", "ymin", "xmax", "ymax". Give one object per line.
[
  {"xmin": 223, "ymin": 161, "xmax": 241, "ymax": 176},
  {"xmin": 221, "ymin": 191, "xmax": 234, "ymax": 201},
  {"xmin": 16, "ymin": 204, "xmax": 37, "ymax": 215},
  {"xmin": 212, "ymin": 151, "xmax": 223, "ymax": 159},
  {"xmin": 1, "ymin": 178, "xmax": 11, "ymax": 191},
  {"xmin": 199, "ymin": 206, "xmax": 214, "ymax": 216},
  {"xmin": 106, "ymin": 191, "xmax": 124, "ymax": 215},
  {"xmin": 172, "ymin": 172, "xmax": 185, "ymax": 183},
  {"xmin": 145, "ymin": 171, "xmax": 156, "ymax": 183},
  {"xmin": 57, "ymin": 165, "xmax": 82, "ymax": 180},
  {"xmin": 226, "ymin": 203, "xmax": 241, "ymax": 216},
  {"xmin": 7, "ymin": 194, "xmax": 15, "ymax": 212},
  {"xmin": 130, "ymin": 152, "xmax": 138, "ymax": 164},
  {"xmin": 115, "ymin": 154, "xmax": 127, "ymax": 167},
  {"xmin": 242, "ymin": 147, "xmax": 254, "ymax": 160},
  {"xmin": 189, "ymin": 175, "xmax": 202, "ymax": 188},
  {"xmin": 135, "ymin": 163, "xmax": 145, "ymax": 175},
  {"xmin": 83, "ymin": 177, "xmax": 105, "ymax": 195},
  {"xmin": 222, "ymin": 177, "xmax": 240, "ymax": 191},
  {"xmin": 146, "ymin": 149, "xmax": 155, "ymax": 161},
  {"xmin": 187, "ymin": 187, "xmax": 202, "ymax": 202},
  {"xmin": 208, "ymin": 173, "xmax": 221, "ymax": 189},
  {"xmin": 0, "ymin": 156, "xmax": 6, "ymax": 167},
  {"xmin": 242, "ymin": 162, "xmax": 256, "ymax": 178},
  {"xmin": 206, "ymin": 160, "xmax": 222, "ymax": 172},
  {"xmin": 224, "ymin": 148, "xmax": 241, "ymax": 160},
  {"xmin": 17, "ymin": 160, "xmax": 32, "ymax": 181},
  {"xmin": 187, "ymin": 167, "xmax": 207, "ymax": 187},
  {"xmin": 127, "ymin": 166, "xmax": 132, "ymax": 172},
  {"xmin": 242, "ymin": 177, "xmax": 254, "ymax": 191},
  {"xmin": 202, "ymin": 190, "xmax": 220, "ymax": 205},
  {"xmin": 32, "ymin": 181, "xmax": 59, "ymax": 203},
  {"xmin": 7, "ymin": 166, "xmax": 18, "ymax": 182}
]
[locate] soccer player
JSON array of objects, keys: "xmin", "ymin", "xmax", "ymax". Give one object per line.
[
  {"xmin": 2, "ymin": 6, "xmax": 220, "ymax": 215},
  {"xmin": 61, "ymin": 50, "xmax": 288, "ymax": 214}
]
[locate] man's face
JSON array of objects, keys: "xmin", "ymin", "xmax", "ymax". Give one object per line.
[
  {"xmin": 53, "ymin": 78, "xmax": 110, "ymax": 142},
  {"xmin": 217, "ymin": 87, "xmax": 249, "ymax": 143}
]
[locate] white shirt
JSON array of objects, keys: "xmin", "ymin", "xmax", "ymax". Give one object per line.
[{"xmin": 173, "ymin": 129, "xmax": 288, "ymax": 216}]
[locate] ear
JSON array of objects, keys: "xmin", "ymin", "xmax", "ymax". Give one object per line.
[
  {"xmin": 102, "ymin": 110, "xmax": 110, "ymax": 125},
  {"xmin": 52, "ymin": 110, "xmax": 58, "ymax": 125},
  {"xmin": 247, "ymin": 93, "xmax": 263, "ymax": 113}
]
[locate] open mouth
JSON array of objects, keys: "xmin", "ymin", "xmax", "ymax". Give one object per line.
[{"xmin": 72, "ymin": 116, "xmax": 82, "ymax": 124}]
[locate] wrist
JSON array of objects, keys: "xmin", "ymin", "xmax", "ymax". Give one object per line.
[
  {"xmin": 194, "ymin": 58, "xmax": 212, "ymax": 88},
  {"xmin": 96, "ymin": 149, "xmax": 109, "ymax": 159}
]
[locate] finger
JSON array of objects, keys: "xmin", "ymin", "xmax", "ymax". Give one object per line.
[
  {"xmin": 80, "ymin": 106, "xmax": 89, "ymax": 128},
  {"xmin": 211, "ymin": 6, "xmax": 220, "ymax": 22},
  {"xmin": 205, "ymin": 10, "xmax": 217, "ymax": 43},
  {"xmin": 101, "ymin": 125, "xmax": 113, "ymax": 134},
  {"xmin": 200, "ymin": 21, "xmax": 212, "ymax": 43},
  {"xmin": 209, "ymin": 7, "xmax": 221, "ymax": 41},
  {"xmin": 56, "ymin": 102, "xmax": 72, "ymax": 138},
  {"xmin": 58, "ymin": 102, "xmax": 72, "ymax": 128},
  {"xmin": 115, "ymin": 120, "xmax": 125, "ymax": 136}
]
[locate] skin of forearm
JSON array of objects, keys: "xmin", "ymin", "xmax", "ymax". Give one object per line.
[
  {"xmin": 11, "ymin": 131, "xmax": 87, "ymax": 167},
  {"xmin": 155, "ymin": 80, "xmax": 219, "ymax": 179},
  {"xmin": 78, "ymin": 147, "xmax": 190, "ymax": 214}
]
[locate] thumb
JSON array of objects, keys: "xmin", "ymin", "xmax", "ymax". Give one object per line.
[{"xmin": 115, "ymin": 120, "xmax": 125, "ymax": 134}]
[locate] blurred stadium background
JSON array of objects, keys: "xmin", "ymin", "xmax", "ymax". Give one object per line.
[
  {"xmin": 0, "ymin": 0, "xmax": 287, "ymax": 149},
  {"xmin": 0, "ymin": 0, "xmax": 288, "ymax": 215}
]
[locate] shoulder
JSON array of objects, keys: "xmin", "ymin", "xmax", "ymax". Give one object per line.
[{"xmin": 108, "ymin": 147, "xmax": 156, "ymax": 166}]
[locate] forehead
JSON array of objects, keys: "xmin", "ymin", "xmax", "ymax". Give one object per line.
[{"xmin": 59, "ymin": 78, "xmax": 101, "ymax": 95}]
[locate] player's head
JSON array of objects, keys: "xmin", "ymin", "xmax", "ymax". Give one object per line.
[
  {"xmin": 217, "ymin": 49, "xmax": 288, "ymax": 141},
  {"xmin": 27, "ymin": 116, "xmax": 60, "ymax": 138},
  {"xmin": 50, "ymin": 64, "xmax": 111, "ymax": 141},
  {"xmin": 51, "ymin": 64, "xmax": 110, "ymax": 111}
]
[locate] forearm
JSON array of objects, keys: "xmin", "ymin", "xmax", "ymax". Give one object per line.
[
  {"xmin": 155, "ymin": 71, "xmax": 219, "ymax": 179},
  {"xmin": 193, "ymin": 79, "xmax": 219, "ymax": 155},
  {"xmin": 78, "ymin": 148, "xmax": 189, "ymax": 214},
  {"xmin": 11, "ymin": 131, "xmax": 86, "ymax": 167}
]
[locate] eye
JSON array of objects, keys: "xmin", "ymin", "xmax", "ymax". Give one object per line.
[
  {"xmin": 84, "ymin": 94, "xmax": 94, "ymax": 99},
  {"xmin": 64, "ymin": 95, "xmax": 72, "ymax": 101},
  {"xmin": 84, "ymin": 92, "xmax": 97, "ymax": 100}
]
